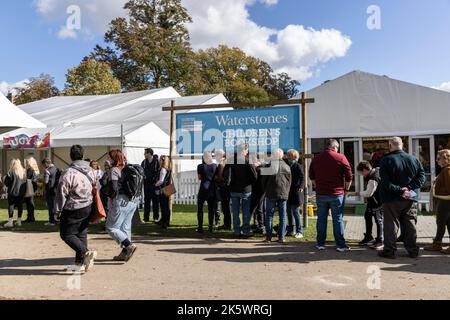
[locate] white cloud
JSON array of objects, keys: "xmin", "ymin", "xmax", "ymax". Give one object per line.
[
  {"xmin": 433, "ymin": 82, "xmax": 450, "ymax": 92},
  {"xmin": 57, "ymin": 26, "xmax": 78, "ymax": 39},
  {"xmin": 34, "ymin": 0, "xmax": 352, "ymax": 81},
  {"xmin": 183, "ymin": 0, "xmax": 352, "ymax": 81},
  {"xmin": 0, "ymin": 79, "xmax": 29, "ymax": 95}
]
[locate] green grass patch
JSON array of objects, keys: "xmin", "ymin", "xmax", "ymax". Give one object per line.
[{"xmin": 0, "ymin": 199, "xmax": 336, "ymax": 242}]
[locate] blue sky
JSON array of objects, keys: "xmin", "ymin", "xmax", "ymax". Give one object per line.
[{"xmin": 1, "ymin": 0, "xmax": 450, "ymax": 93}]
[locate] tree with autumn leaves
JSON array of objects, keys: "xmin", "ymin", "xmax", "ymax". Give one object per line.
[
  {"xmin": 90, "ymin": 0, "xmax": 299, "ymax": 103},
  {"xmin": 14, "ymin": 0, "xmax": 299, "ymax": 105}
]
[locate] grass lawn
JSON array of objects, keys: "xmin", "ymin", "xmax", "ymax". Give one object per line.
[{"xmin": 0, "ymin": 199, "xmax": 335, "ymax": 242}]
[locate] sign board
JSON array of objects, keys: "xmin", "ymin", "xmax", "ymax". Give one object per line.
[
  {"xmin": 176, "ymin": 105, "xmax": 301, "ymax": 155},
  {"xmin": 3, "ymin": 132, "xmax": 51, "ymax": 149}
]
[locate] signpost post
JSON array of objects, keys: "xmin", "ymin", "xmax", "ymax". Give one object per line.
[{"xmin": 301, "ymin": 92, "xmax": 310, "ymax": 229}]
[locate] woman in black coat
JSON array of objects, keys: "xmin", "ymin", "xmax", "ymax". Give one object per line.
[
  {"xmin": 3, "ymin": 159, "xmax": 27, "ymax": 228},
  {"xmin": 24, "ymin": 157, "xmax": 40, "ymax": 223},
  {"xmin": 286, "ymin": 150, "xmax": 305, "ymax": 238}
]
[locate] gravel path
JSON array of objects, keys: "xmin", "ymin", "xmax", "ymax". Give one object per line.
[{"xmin": 1, "ymin": 232, "xmax": 449, "ymax": 300}]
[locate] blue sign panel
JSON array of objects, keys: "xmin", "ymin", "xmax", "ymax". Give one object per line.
[{"xmin": 176, "ymin": 105, "xmax": 301, "ymax": 155}]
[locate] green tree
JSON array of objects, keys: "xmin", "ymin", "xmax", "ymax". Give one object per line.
[
  {"xmin": 186, "ymin": 45, "xmax": 298, "ymax": 103},
  {"xmin": 64, "ymin": 59, "xmax": 122, "ymax": 96},
  {"xmin": 14, "ymin": 74, "xmax": 60, "ymax": 105},
  {"xmin": 266, "ymin": 72, "xmax": 300, "ymax": 100},
  {"xmin": 90, "ymin": 0, "xmax": 194, "ymax": 92}
]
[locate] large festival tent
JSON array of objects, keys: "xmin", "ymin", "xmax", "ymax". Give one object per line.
[
  {"xmin": 296, "ymin": 70, "xmax": 450, "ymax": 204},
  {"xmin": 0, "ymin": 92, "xmax": 46, "ymax": 134},
  {"xmin": 0, "ymin": 88, "xmax": 228, "ymax": 174}
]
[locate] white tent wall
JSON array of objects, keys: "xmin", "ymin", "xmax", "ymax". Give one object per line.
[{"xmin": 306, "ymin": 71, "xmax": 450, "ymax": 139}]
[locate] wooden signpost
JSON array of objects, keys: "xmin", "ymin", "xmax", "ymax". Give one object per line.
[{"xmin": 163, "ymin": 94, "xmax": 315, "ymax": 228}]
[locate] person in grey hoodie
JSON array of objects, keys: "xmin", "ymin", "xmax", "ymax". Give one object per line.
[{"xmin": 55, "ymin": 145, "xmax": 97, "ymax": 274}]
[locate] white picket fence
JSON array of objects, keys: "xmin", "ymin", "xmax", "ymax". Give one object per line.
[{"xmin": 173, "ymin": 172, "xmax": 200, "ymax": 205}]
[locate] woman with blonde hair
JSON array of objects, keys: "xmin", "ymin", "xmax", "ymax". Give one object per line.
[
  {"xmin": 24, "ymin": 157, "xmax": 40, "ymax": 223},
  {"xmin": 425, "ymin": 149, "xmax": 450, "ymax": 254},
  {"xmin": 3, "ymin": 159, "xmax": 27, "ymax": 227},
  {"xmin": 156, "ymin": 155, "xmax": 173, "ymax": 229}
]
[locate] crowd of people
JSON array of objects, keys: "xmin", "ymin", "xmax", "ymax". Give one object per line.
[
  {"xmin": 195, "ymin": 145, "xmax": 306, "ymax": 243},
  {"xmin": 2, "ymin": 136, "xmax": 450, "ymax": 273}
]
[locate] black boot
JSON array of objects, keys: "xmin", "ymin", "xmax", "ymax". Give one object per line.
[{"xmin": 359, "ymin": 233, "xmax": 374, "ymax": 246}]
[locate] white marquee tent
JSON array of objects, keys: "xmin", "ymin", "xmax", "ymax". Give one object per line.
[
  {"xmin": 0, "ymin": 92, "xmax": 46, "ymax": 134},
  {"xmin": 304, "ymin": 70, "xmax": 450, "ymax": 139},
  {"xmin": 0, "ymin": 88, "xmax": 228, "ymax": 172}
]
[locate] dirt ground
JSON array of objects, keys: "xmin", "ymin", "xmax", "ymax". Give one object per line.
[{"xmin": 1, "ymin": 232, "xmax": 449, "ymax": 300}]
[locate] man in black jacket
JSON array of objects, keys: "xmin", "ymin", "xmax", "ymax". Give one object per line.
[
  {"xmin": 378, "ymin": 137, "xmax": 426, "ymax": 259},
  {"xmin": 141, "ymin": 148, "xmax": 160, "ymax": 223},
  {"xmin": 42, "ymin": 158, "xmax": 60, "ymax": 226},
  {"xmin": 224, "ymin": 144, "xmax": 258, "ymax": 238}
]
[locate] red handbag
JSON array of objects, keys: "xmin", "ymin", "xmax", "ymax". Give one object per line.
[{"xmin": 90, "ymin": 173, "xmax": 107, "ymax": 224}]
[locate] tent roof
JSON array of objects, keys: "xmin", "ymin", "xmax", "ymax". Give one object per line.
[
  {"xmin": 18, "ymin": 87, "xmax": 180, "ymax": 126},
  {"xmin": 0, "ymin": 93, "xmax": 46, "ymax": 134},
  {"xmin": 297, "ymin": 71, "xmax": 450, "ymax": 138},
  {"xmin": 1, "ymin": 90, "xmax": 228, "ymax": 147},
  {"xmin": 69, "ymin": 93, "xmax": 229, "ymax": 133}
]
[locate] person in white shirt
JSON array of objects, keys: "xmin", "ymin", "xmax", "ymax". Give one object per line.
[
  {"xmin": 356, "ymin": 161, "xmax": 384, "ymax": 250},
  {"xmin": 90, "ymin": 160, "xmax": 104, "ymax": 191}
]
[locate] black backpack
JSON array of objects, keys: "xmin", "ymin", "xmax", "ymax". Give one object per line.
[{"xmin": 121, "ymin": 164, "xmax": 145, "ymax": 200}]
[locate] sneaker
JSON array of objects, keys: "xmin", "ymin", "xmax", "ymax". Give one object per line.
[
  {"xmin": 407, "ymin": 251, "xmax": 420, "ymax": 259},
  {"xmin": 44, "ymin": 222, "xmax": 56, "ymax": 226},
  {"xmin": 113, "ymin": 249, "xmax": 127, "ymax": 261},
  {"xmin": 294, "ymin": 233, "xmax": 304, "ymax": 239},
  {"xmin": 263, "ymin": 238, "xmax": 272, "ymax": 243},
  {"xmin": 197, "ymin": 228, "xmax": 204, "ymax": 234},
  {"xmin": 359, "ymin": 234, "xmax": 374, "ymax": 246},
  {"xmin": 83, "ymin": 251, "xmax": 97, "ymax": 272},
  {"xmin": 370, "ymin": 242, "xmax": 384, "ymax": 251},
  {"xmin": 336, "ymin": 246, "xmax": 351, "ymax": 253},
  {"xmin": 4, "ymin": 220, "xmax": 14, "ymax": 228},
  {"xmin": 278, "ymin": 239, "xmax": 287, "ymax": 244},
  {"xmin": 65, "ymin": 264, "xmax": 86, "ymax": 274},
  {"xmin": 316, "ymin": 245, "xmax": 326, "ymax": 251},
  {"xmin": 15, "ymin": 219, "xmax": 22, "ymax": 227},
  {"xmin": 124, "ymin": 244, "xmax": 137, "ymax": 262},
  {"xmin": 378, "ymin": 250, "xmax": 396, "ymax": 259}
]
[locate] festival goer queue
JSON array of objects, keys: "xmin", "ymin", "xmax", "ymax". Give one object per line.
[{"xmin": 3, "ymin": 136, "xmax": 449, "ymax": 272}]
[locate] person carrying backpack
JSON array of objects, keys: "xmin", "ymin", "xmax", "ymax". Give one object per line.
[
  {"xmin": 105, "ymin": 149, "xmax": 143, "ymax": 262},
  {"xmin": 55, "ymin": 145, "xmax": 97, "ymax": 274},
  {"xmin": 197, "ymin": 151, "xmax": 218, "ymax": 233},
  {"xmin": 3, "ymin": 159, "xmax": 27, "ymax": 228},
  {"xmin": 42, "ymin": 158, "xmax": 61, "ymax": 226}
]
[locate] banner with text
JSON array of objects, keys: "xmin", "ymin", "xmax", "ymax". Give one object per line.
[
  {"xmin": 176, "ymin": 105, "xmax": 301, "ymax": 155},
  {"xmin": 3, "ymin": 132, "xmax": 51, "ymax": 149}
]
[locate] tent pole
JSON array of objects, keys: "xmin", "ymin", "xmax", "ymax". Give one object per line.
[
  {"xmin": 120, "ymin": 124, "xmax": 124, "ymax": 152},
  {"xmin": 302, "ymin": 92, "xmax": 309, "ymax": 229}
]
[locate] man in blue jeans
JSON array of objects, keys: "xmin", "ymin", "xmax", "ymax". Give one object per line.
[
  {"xmin": 224, "ymin": 144, "xmax": 258, "ymax": 239},
  {"xmin": 309, "ymin": 139, "xmax": 353, "ymax": 252}
]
